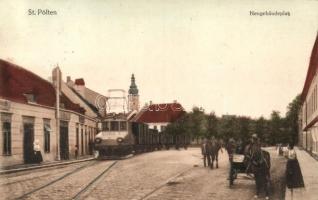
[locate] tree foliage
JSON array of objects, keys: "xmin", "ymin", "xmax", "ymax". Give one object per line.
[{"xmin": 164, "ymin": 94, "xmax": 302, "ymax": 145}]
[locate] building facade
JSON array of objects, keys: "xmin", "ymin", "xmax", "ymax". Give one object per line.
[
  {"xmin": 0, "ymin": 60, "xmax": 99, "ymax": 167},
  {"xmin": 299, "ymin": 33, "xmax": 318, "ymax": 155}
]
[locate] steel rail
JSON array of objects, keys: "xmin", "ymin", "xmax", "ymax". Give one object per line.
[
  {"xmin": 15, "ymin": 160, "xmax": 97, "ymax": 200},
  {"xmin": 139, "ymin": 167, "xmax": 193, "ymax": 200},
  {"xmin": 72, "ymin": 161, "xmax": 118, "ymax": 200}
]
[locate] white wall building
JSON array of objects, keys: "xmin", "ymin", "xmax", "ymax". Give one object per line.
[
  {"xmin": 299, "ymin": 33, "xmax": 318, "ymax": 155},
  {"xmin": 0, "ymin": 60, "xmax": 99, "ymax": 167}
]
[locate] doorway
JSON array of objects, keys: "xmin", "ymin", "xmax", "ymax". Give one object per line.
[
  {"xmin": 23, "ymin": 123, "xmax": 34, "ymax": 164},
  {"xmin": 60, "ymin": 121, "xmax": 69, "ymax": 160}
]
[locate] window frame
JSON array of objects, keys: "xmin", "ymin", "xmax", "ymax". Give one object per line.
[
  {"xmin": 3, "ymin": 121, "xmax": 11, "ymax": 156},
  {"xmin": 43, "ymin": 119, "xmax": 51, "ymax": 153},
  {"xmin": 110, "ymin": 121, "xmax": 119, "ymax": 131}
]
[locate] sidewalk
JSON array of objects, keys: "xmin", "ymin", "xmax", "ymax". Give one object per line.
[
  {"xmin": 285, "ymin": 147, "xmax": 318, "ymax": 200},
  {"xmin": 0, "ymin": 156, "xmax": 95, "ymax": 175}
]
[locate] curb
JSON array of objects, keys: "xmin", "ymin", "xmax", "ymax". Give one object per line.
[{"xmin": 0, "ymin": 157, "xmax": 95, "ymax": 175}]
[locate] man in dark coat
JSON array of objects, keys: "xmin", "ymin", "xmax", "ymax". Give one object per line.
[
  {"xmin": 226, "ymin": 138, "xmax": 236, "ymax": 181},
  {"xmin": 248, "ymin": 134, "xmax": 270, "ymax": 199},
  {"xmin": 201, "ymin": 138, "xmax": 211, "ymax": 167}
]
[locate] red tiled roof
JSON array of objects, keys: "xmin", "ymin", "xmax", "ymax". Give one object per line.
[
  {"xmin": 134, "ymin": 103, "xmax": 185, "ymax": 123},
  {"xmin": 75, "ymin": 78, "xmax": 85, "ymax": 85},
  {"xmin": 301, "ymin": 33, "xmax": 318, "ymax": 102},
  {"xmin": 0, "ymin": 59, "xmax": 85, "ymax": 114}
]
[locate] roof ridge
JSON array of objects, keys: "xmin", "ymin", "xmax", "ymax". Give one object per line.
[{"xmin": 0, "ymin": 59, "xmax": 54, "ymax": 87}]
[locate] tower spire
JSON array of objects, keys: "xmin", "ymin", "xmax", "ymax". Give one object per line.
[
  {"xmin": 129, "ymin": 74, "xmax": 138, "ymax": 95},
  {"xmin": 128, "ymin": 74, "xmax": 140, "ymax": 111}
]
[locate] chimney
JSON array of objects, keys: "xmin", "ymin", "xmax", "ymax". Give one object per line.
[
  {"xmin": 74, "ymin": 78, "xmax": 85, "ymax": 97},
  {"xmin": 173, "ymin": 100, "xmax": 177, "ymax": 103},
  {"xmin": 75, "ymin": 78, "xmax": 85, "ymax": 86},
  {"xmin": 67, "ymin": 76, "xmax": 71, "ymax": 83},
  {"xmin": 149, "ymin": 100, "xmax": 153, "ymax": 105}
]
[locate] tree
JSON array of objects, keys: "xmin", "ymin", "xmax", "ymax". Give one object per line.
[
  {"xmin": 285, "ymin": 94, "xmax": 302, "ymax": 144},
  {"xmin": 254, "ymin": 116, "xmax": 269, "ymax": 144},
  {"xmin": 236, "ymin": 116, "xmax": 251, "ymax": 142},
  {"xmin": 218, "ymin": 115, "xmax": 237, "ymax": 141},
  {"xmin": 206, "ymin": 112, "xmax": 218, "ymax": 139},
  {"xmin": 189, "ymin": 107, "xmax": 207, "ymax": 141},
  {"xmin": 269, "ymin": 111, "xmax": 284, "ymax": 145}
]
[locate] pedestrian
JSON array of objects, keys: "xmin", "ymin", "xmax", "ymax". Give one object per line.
[
  {"xmin": 226, "ymin": 138, "xmax": 236, "ymax": 181},
  {"xmin": 33, "ymin": 139, "xmax": 43, "ymax": 163},
  {"xmin": 247, "ymin": 134, "xmax": 270, "ymax": 199},
  {"xmin": 286, "ymin": 143, "xmax": 304, "ymax": 198},
  {"xmin": 201, "ymin": 138, "xmax": 211, "ymax": 168}
]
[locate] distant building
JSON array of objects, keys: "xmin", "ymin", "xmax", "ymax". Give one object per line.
[
  {"xmin": 299, "ymin": 33, "xmax": 318, "ymax": 155},
  {"xmin": 128, "ymin": 74, "xmax": 140, "ymax": 112},
  {"xmin": 133, "ymin": 101, "xmax": 185, "ymax": 132},
  {"xmin": 66, "ymin": 77, "xmax": 107, "ymax": 118},
  {"xmin": 0, "ymin": 60, "xmax": 98, "ymax": 166}
]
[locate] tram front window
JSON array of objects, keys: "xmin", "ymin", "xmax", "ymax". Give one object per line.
[
  {"xmin": 110, "ymin": 121, "xmax": 119, "ymax": 131},
  {"xmin": 102, "ymin": 122, "xmax": 109, "ymax": 131}
]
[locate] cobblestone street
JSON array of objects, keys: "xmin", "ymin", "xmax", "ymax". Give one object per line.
[{"xmin": 0, "ymin": 148, "xmax": 286, "ymax": 200}]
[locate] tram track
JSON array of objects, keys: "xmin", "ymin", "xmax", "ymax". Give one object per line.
[
  {"xmin": 14, "ymin": 160, "xmax": 98, "ymax": 200},
  {"xmin": 14, "ymin": 160, "xmax": 118, "ymax": 200},
  {"xmin": 139, "ymin": 166, "xmax": 194, "ymax": 200},
  {"xmin": 72, "ymin": 161, "xmax": 118, "ymax": 200}
]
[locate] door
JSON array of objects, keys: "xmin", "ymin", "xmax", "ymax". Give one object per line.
[
  {"xmin": 60, "ymin": 121, "xmax": 69, "ymax": 160},
  {"xmin": 81, "ymin": 127, "xmax": 84, "ymax": 155},
  {"xmin": 23, "ymin": 123, "xmax": 34, "ymax": 164}
]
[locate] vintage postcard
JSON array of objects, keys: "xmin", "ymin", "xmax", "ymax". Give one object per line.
[{"xmin": 0, "ymin": 0, "xmax": 318, "ymax": 199}]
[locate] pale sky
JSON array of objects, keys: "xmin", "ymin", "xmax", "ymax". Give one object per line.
[{"xmin": 1, "ymin": 0, "xmax": 318, "ymax": 118}]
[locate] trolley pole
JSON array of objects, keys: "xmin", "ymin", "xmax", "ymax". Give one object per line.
[{"xmin": 53, "ymin": 66, "xmax": 61, "ymax": 161}]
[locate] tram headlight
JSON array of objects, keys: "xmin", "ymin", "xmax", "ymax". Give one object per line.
[
  {"xmin": 117, "ymin": 137, "xmax": 124, "ymax": 143},
  {"xmin": 95, "ymin": 138, "xmax": 102, "ymax": 144}
]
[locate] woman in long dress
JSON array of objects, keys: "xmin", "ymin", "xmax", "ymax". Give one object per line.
[
  {"xmin": 286, "ymin": 143, "xmax": 304, "ymax": 194},
  {"xmin": 33, "ymin": 139, "xmax": 43, "ymax": 163}
]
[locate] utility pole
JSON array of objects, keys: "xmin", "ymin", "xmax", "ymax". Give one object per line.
[{"xmin": 53, "ymin": 66, "xmax": 61, "ymax": 161}]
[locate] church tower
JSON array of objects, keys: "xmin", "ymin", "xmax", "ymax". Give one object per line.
[{"xmin": 128, "ymin": 74, "xmax": 140, "ymax": 112}]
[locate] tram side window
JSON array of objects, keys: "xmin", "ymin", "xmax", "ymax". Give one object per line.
[
  {"xmin": 120, "ymin": 121, "xmax": 127, "ymax": 131},
  {"xmin": 110, "ymin": 121, "xmax": 119, "ymax": 131},
  {"xmin": 102, "ymin": 122, "xmax": 109, "ymax": 131}
]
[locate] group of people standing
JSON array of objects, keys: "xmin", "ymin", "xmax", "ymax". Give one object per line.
[{"xmin": 201, "ymin": 134, "xmax": 305, "ymax": 199}]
